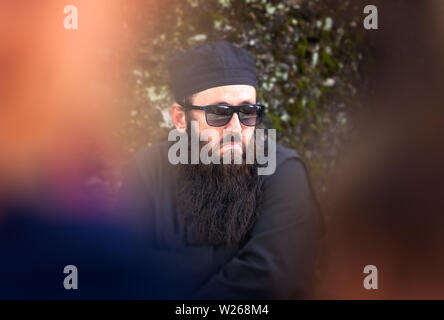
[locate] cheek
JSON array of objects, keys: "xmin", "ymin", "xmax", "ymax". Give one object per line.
[
  {"xmin": 188, "ymin": 111, "xmax": 208, "ymax": 132},
  {"xmin": 242, "ymin": 128, "xmax": 255, "ymax": 144},
  {"xmin": 207, "ymin": 128, "xmax": 224, "ymax": 147},
  {"xmin": 191, "ymin": 115, "xmax": 223, "ymax": 146},
  {"xmin": 191, "ymin": 112, "xmax": 208, "ymax": 131}
]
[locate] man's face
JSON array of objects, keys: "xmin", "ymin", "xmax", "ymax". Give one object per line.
[{"xmin": 187, "ymin": 84, "xmax": 256, "ymax": 159}]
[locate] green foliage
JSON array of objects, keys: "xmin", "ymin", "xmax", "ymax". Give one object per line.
[{"xmin": 120, "ymin": 0, "xmax": 366, "ymax": 192}]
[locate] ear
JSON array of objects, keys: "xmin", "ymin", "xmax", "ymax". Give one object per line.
[{"xmin": 170, "ymin": 103, "xmax": 187, "ymax": 132}]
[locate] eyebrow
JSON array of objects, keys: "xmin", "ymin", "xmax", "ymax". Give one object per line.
[{"xmin": 211, "ymin": 100, "xmax": 254, "ymax": 105}]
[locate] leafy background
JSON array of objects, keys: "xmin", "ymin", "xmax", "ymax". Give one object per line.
[{"xmin": 117, "ymin": 0, "xmax": 368, "ymax": 195}]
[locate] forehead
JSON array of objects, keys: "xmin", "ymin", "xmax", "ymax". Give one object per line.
[{"xmin": 192, "ymin": 85, "xmax": 256, "ymax": 105}]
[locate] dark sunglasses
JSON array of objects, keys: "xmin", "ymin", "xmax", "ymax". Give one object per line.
[{"xmin": 182, "ymin": 103, "xmax": 265, "ymax": 127}]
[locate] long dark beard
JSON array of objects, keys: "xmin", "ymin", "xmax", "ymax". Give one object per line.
[
  {"xmin": 175, "ymin": 123, "xmax": 263, "ymax": 247},
  {"xmin": 176, "ymin": 162, "xmax": 262, "ymax": 247}
]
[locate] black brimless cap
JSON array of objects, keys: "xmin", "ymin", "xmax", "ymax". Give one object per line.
[{"xmin": 167, "ymin": 41, "xmax": 257, "ymax": 103}]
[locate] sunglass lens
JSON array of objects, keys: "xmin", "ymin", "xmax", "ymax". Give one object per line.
[
  {"xmin": 239, "ymin": 105, "xmax": 261, "ymax": 126},
  {"xmin": 206, "ymin": 106, "xmax": 232, "ymax": 126}
]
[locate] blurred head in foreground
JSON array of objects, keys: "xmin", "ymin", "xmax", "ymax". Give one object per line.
[
  {"xmin": 0, "ymin": 0, "xmax": 130, "ymax": 220},
  {"xmin": 0, "ymin": 1, "xmax": 160, "ymax": 299},
  {"xmin": 317, "ymin": 0, "xmax": 444, "ymax": 299}
]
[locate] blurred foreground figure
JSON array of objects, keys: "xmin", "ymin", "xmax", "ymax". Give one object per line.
[
  {"xmin": 0, "ymin": 1, "xmax": 164, "ymax": 299},
  {"xmin": 317, "ymin": 0, "xmax": 444, "ymax": 299},
  {"xmin": 0, "ymin": 201, "xmax": 154, "ymax": 299}
]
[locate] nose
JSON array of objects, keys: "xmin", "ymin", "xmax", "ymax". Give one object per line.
[{"xmin": 224, "ymin": 112, "xmax": 242, "ymax": 133}]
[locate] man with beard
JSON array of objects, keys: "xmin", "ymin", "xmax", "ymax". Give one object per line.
[{"xmin": 120, "ymin": 41, "xmax": 320, "ymax": 299}]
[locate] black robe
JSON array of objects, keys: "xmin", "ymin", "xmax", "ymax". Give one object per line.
[{"xmin": 120, "ymin": 141, "xmax": 321, "ymax": 299}]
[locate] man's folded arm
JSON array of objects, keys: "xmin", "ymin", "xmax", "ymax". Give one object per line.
[{"xmin": 195, "ymin": 158, "xmax": 321, "ymax": 299}]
